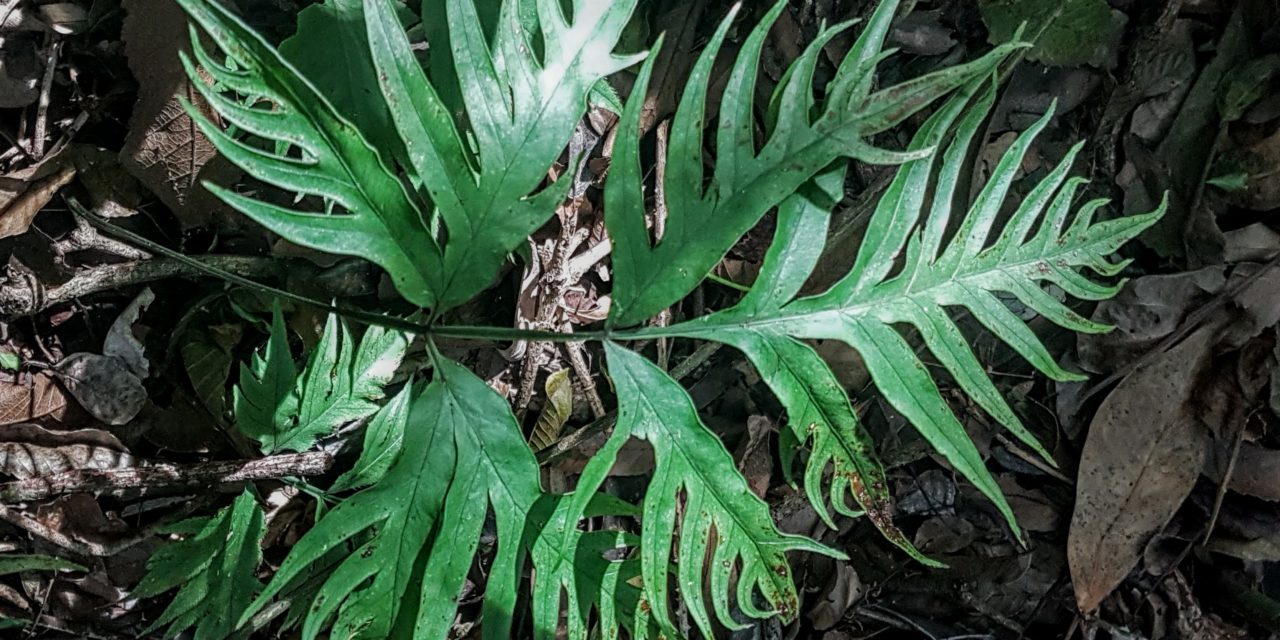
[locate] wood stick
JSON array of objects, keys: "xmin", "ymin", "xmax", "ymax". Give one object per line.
[{"xmin": 0, "ymin": 452, "xmax": 332, "ymax": 503}]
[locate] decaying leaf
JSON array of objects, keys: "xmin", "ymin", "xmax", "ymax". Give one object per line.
[
  {"xmin": 52, "ymin": 289, "xmax": 154, "ymax": 426},
  {"xmin": 0, "ymin": 154, "xmax": 76, "ymax": 239},
  {"xmin": 0, "ymin": 424, "xmax": 134, "ymax": 478},
  {"xmin": 979, "ymin": 0, "xmax": 1126, "ymax": 68},
  {"xmin": 734, "ymin": 414, "xmax": 774, "ymax": 499},
  {"xmin": 103, "ymin": 287, "xmax": 154, "ymax": 379},
  {"xmin": 1068, "ymin": 325, "xmax": 1218, "ymax": 614},
  {"xmin": 0, "ymin": 372, "xmax": 70, "ymax": 425},
  {"xmin": 119, "ymin": 0, "xmax": 238, "ymax": 226},
  {"xmin": 0, "ymin": 440, "xmax": 135, "ymax": 481},
  {"xmin": 1078, "ymin": 267, "xmax": 1226, "ymax": 373},
  {"xmin": 529, "ymin": 368, "xmax": 573, "ymax": 452},
  {"xmin": 807, "ymin": 563, "xmax": 862, "ymax": 631},
  {"xmin": 53, "ymin": 353, "xmax": 147, "ymax": 427}
]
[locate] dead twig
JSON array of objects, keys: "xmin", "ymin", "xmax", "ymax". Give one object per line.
[
  {"xmin": 31, "ymin": 35, "xmax": 61, "ymax": 159},
  {"xmin": 0, "ymin": 451, "xmax": 332, "ymax": 503},
  {"xmin": 0, "ymin": 255, "xmax": 292, "ymax": 317}
]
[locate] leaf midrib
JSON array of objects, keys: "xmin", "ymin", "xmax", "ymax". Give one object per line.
[{"xmin": 670, "ymin": 237, "xmax": 1092, "ymax": 338}]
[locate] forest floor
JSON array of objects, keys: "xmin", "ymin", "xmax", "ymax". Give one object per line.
[{"xmin": 0, "ymin": 0, "xmax": 1278, "ymax": 638}]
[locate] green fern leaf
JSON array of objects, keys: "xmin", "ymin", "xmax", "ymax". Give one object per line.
[
  {"xmin": 133, "ymin": 490, "xmax": 264, "ymax": 640},
  {"xmin": 175, "ymin": 0, "xmax": 440, "ymax": 308},
  {"xmin": 551, "ymin": 342, "xmax": 842, "ymax": 637},
  {"xmin": 240, "ymin": 358, "xmax": 542, "ymax": 640},
  {"xmin": 279, "ymin": 0, "xmax": 403, "ymax": 163},
  {"xmin": 234, "ymin": 308, "xmax": 408, "ymax": 453},
  {"xmin": 653, "ymin": 80, "xmax": 1167, "ymax": 538},
  {"xmin": 180, "ymin": 0, "xmax": 642, "ymax": 312},
  {"xmin": 529, "ymin": 495, "xmax": 658, "ymax": 640},
  {"xmin": 0, "ymin": 554, "xmax": 86, "ymax": 575},
  {"xmin": 604, "ymin": 0, "xmax": 1023, "ymax": 327},
  {"xmin": 232, "ymin": 303, "xmax": 297, "ymax": 451},
  {"xmin": 328, "ymin": 383, "xmax": 410, "ymax": 492}
]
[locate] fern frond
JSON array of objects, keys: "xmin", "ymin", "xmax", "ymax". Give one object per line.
[
  {"xmin": 662, "ymin": 79, "xmax": 1167, "ymax": 537},
  {"xmin": 604, "ymin": 0, "xmax": 1023, "ymax": 326},
  {"xmin": 233, "ymin": 306, "xmax": 407, "ymax": 454},
  {"xmin": 176, "ymin": 0, "xmax": 439, "ymax": 308},
  {"xmin": 529, "ymin": 495, "xmax": 658, "ymax": 640},
  {"xmin": 240, "ymin": 358, "xmax": 542, "ymax": 640},
  {"xmin": 133, "ymin": 491, "xmax": 264, "ymax": 640},
  {"xmin": 547, "ymin": 343, "xmax": 842, "ymax": 637},
  {"xmin": 180, "ymin": 0, "xmax": 642, "ymax": 312}
]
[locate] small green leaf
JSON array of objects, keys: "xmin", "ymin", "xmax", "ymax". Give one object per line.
[
  {"xmin": 233, "ymin": 303, "xmax": 298, "ymax": 451},
  {"xmin": 234, "ymin": 306, "xmax": 408, "ymax": 454},
  {"xmin": 0, "ymin": 351, "xmax": 19, "ymax": 372},
  {"xmin": 134, "ymin": 490, "xmax": 264, "ymax": 640},
  {"xmin": 0, "ymin": 554, "xmax": 85, "ymax": 576},
  {"xmin": 1208, "ymin": 171, "xmax": 1250, "ymax": 192},
  {"xmin": 1218, "ymin": 54, "xmax": 1280, "ymax": 121},
  {"xmin": 595, "ymin": 343, "xmax": 842, "ymax": 636},
  {"xmin": 329, "ymin": 382, "xmax": 411, "ymax": 492}
]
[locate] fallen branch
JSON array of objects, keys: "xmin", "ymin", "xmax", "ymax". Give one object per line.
[
  {"xmin": 0, "ymin": 451, "xmax": 332, "ymax": 503},
  {"xmin": 0, "ymin": 255, "xmax": 286, "ymax": 317}
]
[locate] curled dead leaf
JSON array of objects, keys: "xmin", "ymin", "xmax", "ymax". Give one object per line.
[
  {"xmin": 0, "ymin": 423, "xmax": 134, "ymax": 479},
  {"xmin": 529, "ymin": 369, "xmax": 573, "ymax": 452}
]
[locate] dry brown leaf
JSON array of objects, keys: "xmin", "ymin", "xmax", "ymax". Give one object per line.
[
  {"xmin": 1067, "ymin": 324, "xmax": 1218, "ymax": 614},
  {"xmin": 1206, "ymin": 442, "xmax": 1280, "ymax": 502},
  {"xmin": 119, "ymin": 0, "xmax": 238, "ymax": 226},
  {"xmin": 0, "ymin": 156, "xmax": 76, "ymax": 239},
  {"xmin": 733, "ymin": 415, "xmax": 774, "ymax": 500},
  {"xmin": 52, "ymin": 354, "xmax": 146, "ymax": 427},
  {"xmin": 0, "ymin": 423, "xmax": 134, "ymax": 479},
  {"xmin": 0, "ymin": 372, "xmax": 69, "ymax": 426},
  {"xmin": 807, "ymin": 563, "xmax": 862, "ymax": 631},
  {"xmin": 1078, "ymin": 267, "xmax": 1226, "ymax": 373}
]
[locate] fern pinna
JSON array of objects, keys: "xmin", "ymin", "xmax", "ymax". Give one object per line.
[{"xmin": 134, "ymin": 0, "xmax": 1166, "ymax": 637}]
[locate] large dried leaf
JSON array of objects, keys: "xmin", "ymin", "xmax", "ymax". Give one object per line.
[
  {"xmin": 1068, "ymin": 325, "xmax": 1216, "ymax": 613},
  {"xmin": 53, "ymin": 353, "xmax": 147, "ymax": 426},
  {"xmin": 119, "ymin": 0, "xmax": 239, "ymax": 226},
  {"xmin": 0, "ymin": 154, "xmax": 76, "ymax": 239},
  {"xmin": 0, "ymin": 372, "xmax": 70, "ymax": 425}
]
